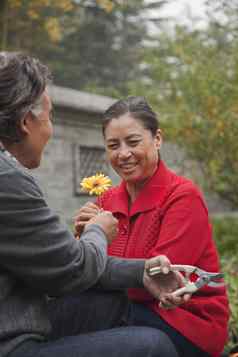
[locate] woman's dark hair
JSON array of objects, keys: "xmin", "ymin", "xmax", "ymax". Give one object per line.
[
  {"xmin": 0, "ymin": 52, "xmax": 52, "ymax": 143},
  {"xmin": 102, "ymin": 96, "xmax": 159, "ymax": 137}
]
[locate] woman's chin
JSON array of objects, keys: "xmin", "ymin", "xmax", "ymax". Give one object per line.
[{"xmin": 122, "ymin": 173, "xmax": 144, "ymax": 184}]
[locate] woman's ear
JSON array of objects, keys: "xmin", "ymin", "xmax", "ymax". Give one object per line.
[{"xmin": 155, "ymin": 129, "xmax": 162, "ymax": 150}]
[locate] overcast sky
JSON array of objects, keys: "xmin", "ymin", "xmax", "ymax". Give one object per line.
[{"xmin": 159, "ymin": 0, "xmax": 207, "ymax": 28}]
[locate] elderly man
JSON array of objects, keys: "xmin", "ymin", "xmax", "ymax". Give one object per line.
[{"xmin": 0, "ymin": 52, "xmax": 181, "ymax": 357}]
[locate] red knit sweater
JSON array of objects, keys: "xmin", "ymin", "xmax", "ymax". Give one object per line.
[{"xmin": 97, "ymin": 160, "xmax": 229, "ymax": 357}]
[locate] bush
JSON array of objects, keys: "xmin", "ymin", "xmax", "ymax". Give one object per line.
[
  {"xmin": 213, "ymin": 216, "xmax": 238, "ymax": 255},
  {"xmin": 212, "ymin": 216, "xmax": 238, "ymax": 351}
]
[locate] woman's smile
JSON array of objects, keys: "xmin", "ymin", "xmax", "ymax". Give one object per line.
[{"xmin": 119, "ymin": 162, "xmax": 138, "ymax": 172}]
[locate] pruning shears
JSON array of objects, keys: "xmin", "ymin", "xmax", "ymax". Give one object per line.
[{"xmin": 148, "ymin": 264, "xmax": 224, "ymax": 297}]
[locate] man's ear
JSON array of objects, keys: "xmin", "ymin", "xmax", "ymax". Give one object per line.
[{"xmin": 19, "ymin": 113, "xmax": 32, "ymax": 136}]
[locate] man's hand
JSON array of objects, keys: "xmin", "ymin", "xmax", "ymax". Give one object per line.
[
  {"xmin": 143, "ymin": 255, "xmax": 191, "ymax": 309},
  {"xmin": 85, "ymin": 211, "xmax": 118, "ymax": 245},
  {"xmin": 74, "ymin": 202, "xmax": 100, "ymax": 237}
]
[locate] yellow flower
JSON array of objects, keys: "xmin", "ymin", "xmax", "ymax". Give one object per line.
[{"xmin": 80, "ymin": 173, "xmax": 112, "ymax": 196}]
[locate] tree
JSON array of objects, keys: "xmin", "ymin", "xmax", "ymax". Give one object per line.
[
  {"xmin": 0, "ymin": 0, "xmax": 76, "ymax": 51},
  {"xmin": 0, "ymin": 0, "xmax": 119, "ymax": 51},
  {"xmin": 129, "ymin": 23, "xmax": 238, "ymax": 207},
  {"xmin": 53, "ymin": 0, "xmax": 167, "ymax": 95},
  {"xmin": 0, "ymin": 0, "xmax": 168, "ymax": 96}
]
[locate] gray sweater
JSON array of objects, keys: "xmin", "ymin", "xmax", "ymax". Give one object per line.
[{"xmin": 0, "ymin": 151, "xmax": 144, "ymax": 357}]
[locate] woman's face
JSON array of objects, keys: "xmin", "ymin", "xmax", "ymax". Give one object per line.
[{"xmin": 104, "ymin": 113, "xmax": 161, "ymax": 184}]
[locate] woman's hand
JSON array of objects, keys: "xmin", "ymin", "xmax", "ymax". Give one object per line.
[
  {"xmin": 143, "ymin": 255, "xmax": 191, "ymax": 309},
  {"xmin": 74, "ymin": 202, "xmax": 100, "ymax": 237}
]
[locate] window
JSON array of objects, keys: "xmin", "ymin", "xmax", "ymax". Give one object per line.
[{"xmin": 74, "ymin": 144, "xmax": 109, "ymax": 195}]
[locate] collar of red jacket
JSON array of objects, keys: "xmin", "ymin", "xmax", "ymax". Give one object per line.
[{"xmin": 108, "ymin": 160, "xmax": 174, "ymax": 217}]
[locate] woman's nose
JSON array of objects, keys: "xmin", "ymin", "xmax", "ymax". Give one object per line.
[{"xmin": 118, "ymin": 146, "xmax": 132, "ymax": 159}]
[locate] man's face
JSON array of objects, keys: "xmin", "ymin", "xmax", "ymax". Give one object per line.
[{"xmin": 26, "ymin": 90, "xmax": 53, "ymax": 168}]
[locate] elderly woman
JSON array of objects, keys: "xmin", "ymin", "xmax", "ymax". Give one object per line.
[{"xmin": 75, "ymin": 96, "xmax": 229, "ymax": 357}]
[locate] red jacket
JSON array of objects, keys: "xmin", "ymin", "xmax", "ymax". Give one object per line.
[{"xmin": 98, "ymin": 160, "xmax": 229, "ymax": 356}]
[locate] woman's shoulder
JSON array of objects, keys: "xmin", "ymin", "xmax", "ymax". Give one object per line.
[
  {"xmin": 163, "ymin": 164, "xmax": 206, "ymax": 202},
  {"xmin": 97, "ymin": 185, "xmax": 121, "ymax": 207},
  {"xmin": 166, "ymin": 176, "xmax": 207, "ymax": 216}
]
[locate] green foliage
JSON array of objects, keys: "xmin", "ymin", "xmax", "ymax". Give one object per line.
[
  {"xmin": 53, "ymin": 0, "xmax": 167, "ymax": 93},
  {"xmin": 130, "ymin": 22, "xmax": 238, "ymax": 207},
  {"xmin": 0, "ymin": 0, "xmax": 76, "ymax": 51},
  {"xmin": 221, "ymin": 256, "xmax": 238, "ymax": 350},
  {"xmin": 55, "ymin": 1, "xmax": 146, "ymax": 93},
  {"xmin": 213, "ymin": 216, "xmax": 238, "ymax": 254},
  {"xmin": 212, "ymin": 216, "xmax": 238, "ymax": 350},
  {"xmin": 0, "ymin": 0, "xmax": 168, "ymax": 95}
]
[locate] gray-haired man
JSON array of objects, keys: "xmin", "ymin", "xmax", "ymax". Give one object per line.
[{"xmin": 0, "ymin": 52, "xmax": 180, "ymax": 357}]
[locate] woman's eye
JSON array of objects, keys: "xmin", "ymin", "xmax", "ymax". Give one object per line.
[
  {"xmin": 107, "ymin": 144, "xmax": 118, "ymax": 150},
  {"xmin": 128, "ymin": 141, "xmax": 140, "ymax": 146}
]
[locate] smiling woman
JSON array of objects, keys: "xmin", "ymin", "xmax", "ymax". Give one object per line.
[
  {"xmin": 75, "ymin": 96, "xmax": 229, "ymax": 357},
  {"xmin": 102, "ymin": 97, "xmax": 162, "ymax": 202}
]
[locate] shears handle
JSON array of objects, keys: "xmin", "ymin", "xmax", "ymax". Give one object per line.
[
  {"xmin": 172, "ymin": 282, "xmax": 198, "ymax": 297},
  {"xmin": 149, "ymin": 264, "xmax": 196, "ymax": 276}
]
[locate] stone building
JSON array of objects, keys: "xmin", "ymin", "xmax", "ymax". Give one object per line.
[
  {"xmin": 34, "ymin": 85, "xmax": 231, "ymax": 225},
  {"xmin": 34, "ymin": 85, "xmax": 116, "ymax": 224}
]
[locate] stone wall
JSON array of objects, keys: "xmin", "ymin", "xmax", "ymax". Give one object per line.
[{"xmin": 34, "ymin": 85, "xmax": 118, "ymax": 224}]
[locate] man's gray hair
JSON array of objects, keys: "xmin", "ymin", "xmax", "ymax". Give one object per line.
[{"xmin": 0, "ymin": 52, "xmax": 52, "ymax": 143}]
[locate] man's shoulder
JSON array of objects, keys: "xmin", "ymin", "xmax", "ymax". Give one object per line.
[{"xmin": 0, "ymin": 152, "xmax": 42, "ymax": 197}]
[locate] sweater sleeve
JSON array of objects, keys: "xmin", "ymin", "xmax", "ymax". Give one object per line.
[
  {"xmin": 98, "ymin": 256, "xmax": 145, "ymax": 290},
  {"xmin": 0, "ymin": 167, "xmax": 108, "ymax": 296},
  {"xmin": 151, "ymin": 183, "xmax": 220, "ymax": 271}
]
